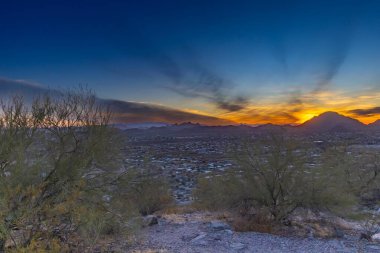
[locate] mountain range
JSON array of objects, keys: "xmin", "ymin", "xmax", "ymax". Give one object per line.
[
  {"xmin": 122, "ymin": 111, "xmax": 380, "ymax": 135},
  {"xmin": 1, "ymin": 77, "xmax": 380, "ymax": 132}
]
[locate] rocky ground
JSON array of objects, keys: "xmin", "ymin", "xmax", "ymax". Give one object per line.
[{"xmin": 130, "ymin": 212, "xmax": 380, "ymax": 253}]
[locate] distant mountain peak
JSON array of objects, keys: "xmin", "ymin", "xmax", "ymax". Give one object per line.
[
  {"xmin": 318, "ymin": 111, "xmax": 340, "ymax": 116},
  {"xmin": 299, "ymin": 111, "xmax": 365, "ymax": 132}
]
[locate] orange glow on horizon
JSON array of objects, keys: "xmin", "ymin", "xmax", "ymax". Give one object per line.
[
  {"xmin": 166, "ymin": 89, "xmax": 380, "ymax": 125},
  {"xmin": 296, "ymin": 112, "xmax": 319, "ymax": 124},
  {"xmin": 204, "ymin": 89, "xmax": 380, "ymax": 125},
  {"xmin": 219, "ymin": 108, "xmax": 380, "ymax": 126}
]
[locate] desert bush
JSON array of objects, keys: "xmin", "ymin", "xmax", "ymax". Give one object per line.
[
  {"xmin": 193, "ymin": 172, "xmax": 249, "ymax": 211},
  {"xmin": 0, "ymin": 89, "xmax": 139, "ymax": 251},
  {"xmin": 325, "ymin": 145, "xmax": 380, "ymax": 237},
  {"xmin": 194, "ymin": 134, "xmax": 356, "ymax": 227},
  {"xmin": 343, "ymin": 148, "xmax": 380, "ymax": 201},
  {"xmin": 307, "ymin": 145, "xmax": 358, "ymax": 212},
  {"xmin": 122, "ymin": 167, "xmax": 173, "ymax": 216},
  {"xmin": 233, "ymin": 134, "xmax": 314, "ymax": 222}
]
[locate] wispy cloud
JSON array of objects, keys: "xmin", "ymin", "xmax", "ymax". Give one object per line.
[
  {"xmin": 3, "ymin": 73, "xmax": 380, "ymax": 125},
  {"xmin": 103, "ymin": 99, "xmax": 234, "ymax": 125},
  {"xmin": 348, "ymin": 107, "xmax": 380, "ymax": 117},
  {"xmin": 0, "ymin": 76, "xmax": 233, "ymax": 125},
  {"xmin": 165, "ymin": 66, "xmax": 249, "ymax": 112},
  {"xmin": 104, "ymin": 26, "xmax": 250, "ymax": 112},
  {"xmin": 0, "ymin": 77, "xmax": 48, "ymax": 94}
]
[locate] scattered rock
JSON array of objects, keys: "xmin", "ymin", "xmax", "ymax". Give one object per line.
[
  {"xmin": 190, "ymin": 232, "xmax": 208, "ymax": 246},
  {"xmin": 143, "ymin": 215, "xmax": 158, "ymax": 227},
  {"xmin": 211, "ymin": 234, "xmax": 222, "ymax": 241},
  {"xmin": 132, "ymin": 212, "xmax": 380, "ymax": 253},
  {"xmin": 230, "ymin": 242, "xmax": 246, "ymax": 250},
  {"xmin": 367, "ymin": 244, "xmax": 380, "ymax": 251},
  {"xmin": 334, "ymin": 227, "xmax": 345, "ymax": 238},
  {"xmin": 209, "ymin": 221, "xmax": 231, "ymax": 231},
  {"xmin": 5, "ymin": 229, "xmax": 31, "ymax": 248},
  {"xmin": 371, "ymin": 232, "xmax": 380, "ymax": 242},
  {"xmin": 192, "ymin": 240, "xmax": 208, "ymax": 246},
  {"xmin": 191, "ymin": 232, "xmax": 207, "ymax": 241},
  {"xmin": 181, "ymin": 233, "xmax": 197, "ymax": 242},
  {"xmin": 225, "ymin": 229, "xmax": 234, "ymax": 235},
  {"xmin": 331, "ymin": 216, "xmax": 361, "ymax": 230},
  {"xmin": 290, "ymin": 208, "xmax": 319, "ymax": 223},
  {"xmin": 311, "ymin": 223, "xmax": 338, "ymax": 238}
]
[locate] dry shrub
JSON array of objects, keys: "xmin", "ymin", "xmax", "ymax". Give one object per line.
[
  {"xmin": 193, "ymin": 134, "xmax": 357, "ymax": 234},
  {"xmin": 194, "ymin": 134, "xmax": 313, "ymax": 222},
  {"xmin": 193, "ymin": 173, "xmax": 250, "ymax": 211},
  {"xmin": 124, "ymin": 170, "xmax": 174, "ymax": 216},
  {"xmin": 232, "ymin": 208, "xmax": 274, "ymax": 233}
]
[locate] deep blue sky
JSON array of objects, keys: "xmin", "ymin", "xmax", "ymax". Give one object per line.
[{"xmin": 2, "ymin": 0, "xmax": 380, "ymax": 123}]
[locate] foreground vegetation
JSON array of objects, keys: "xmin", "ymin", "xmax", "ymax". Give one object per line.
[
  {"xmin": 0, "ymin": 89, "xmax": 172, "ymax": 252},
  {"xmin": 1, "ymin": 90, "xmax": 379, "ymax": 251},
  {"xmin": 194, "ymin": 134, "xmax": 380, "ymax": 235}
]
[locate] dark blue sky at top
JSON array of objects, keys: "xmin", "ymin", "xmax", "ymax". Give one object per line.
[{"xmin": 1, "ymin": 0, "xmax": 380, "ymax": 110}]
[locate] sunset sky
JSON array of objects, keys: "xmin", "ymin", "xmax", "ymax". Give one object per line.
[{"xmin": 2, "ymin": 0, "xmax": 380, "ymax": 125}]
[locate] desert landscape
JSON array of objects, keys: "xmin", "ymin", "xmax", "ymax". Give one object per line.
[
  {"xmin": 2, "ymin": 1, "xmax": 380, "ymax": 252},
  {"xmin": 121, "ymin": 116, "xmax": 380, "ymax": 252}
]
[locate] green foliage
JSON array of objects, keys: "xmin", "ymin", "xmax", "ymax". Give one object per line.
[
  {"xmin": 0, "ymin": 89, "xmax": 138, "ymax": 251},
  {"xmin": 122, "ymin": 168, "xmax": 174, "ymax": 216},
  {"xmin": 193, "ymin": 173, "xmax": 248, "ymax": 211},
  {"xmin": 194, "ymin": 134, "xmax": 357, "ymax": 225},
  {"xmin": 306, "ymin": 146, "xmax": 357, "ymax": 213},
  {"xmin": 340, "ymin": 147, "xmax": 380, "ymax": 199}
]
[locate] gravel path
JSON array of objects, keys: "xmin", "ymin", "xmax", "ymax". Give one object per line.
[{"xmin": 130, "ymin": 212, "xmax": 380, "ymax": 253}]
